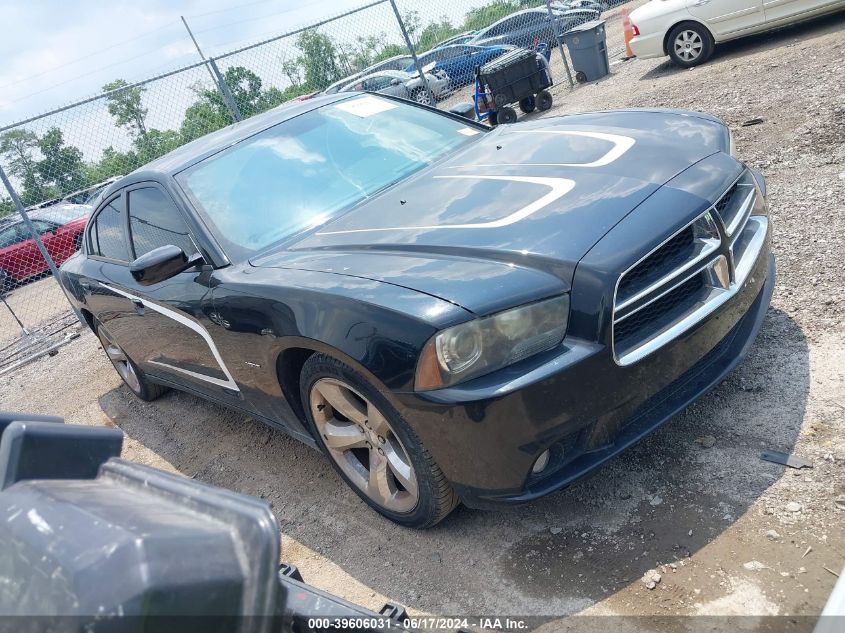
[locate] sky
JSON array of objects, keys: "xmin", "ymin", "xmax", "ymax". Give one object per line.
[
  {"xmin": 0, "ymin": 0, "xmax": 404, "ymax": 127},
  {"xmin": 0, "ymin": 0, "xmax": 486, "ymax": 178}
]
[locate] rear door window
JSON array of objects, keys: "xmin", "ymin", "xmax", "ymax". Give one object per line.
[{"xmin": 90, "ymin": 197, "xmax": 129, "ymax": 261}]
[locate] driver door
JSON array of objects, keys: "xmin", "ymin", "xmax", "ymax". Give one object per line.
[{"xmin": 119, "ymin": 182, "xmax": 239, "ymax": 400}]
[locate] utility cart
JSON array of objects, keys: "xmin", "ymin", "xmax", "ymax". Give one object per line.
[{"xmin": 474, "ymin": 46, "xmax": 553, "ymax": 125}]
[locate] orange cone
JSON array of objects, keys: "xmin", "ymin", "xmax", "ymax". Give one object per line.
[{"xmin": 622, "ymin": 7, "xmax": 635, "ymax": 59}]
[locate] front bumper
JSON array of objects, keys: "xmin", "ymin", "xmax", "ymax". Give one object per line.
[{"xmin": 395, "ymin": 225, "xmax": 774, "ymax": 509}]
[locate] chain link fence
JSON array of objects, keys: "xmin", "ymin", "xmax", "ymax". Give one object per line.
[{"xmin": 0, "ymin": 0, "xmax": 620, "ymax": 373}]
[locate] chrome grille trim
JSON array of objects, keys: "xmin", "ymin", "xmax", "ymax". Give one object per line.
[
  {"xmin": 615, "ymin": 231, "xmax": 720, "ymax": 313},
  {"xmin": 612, "ymin": 169, "xmax": 766, "ymax": 366},
  {"xmin": 615, "ymin": 257, "xmax": 712, "ymax": 325}
]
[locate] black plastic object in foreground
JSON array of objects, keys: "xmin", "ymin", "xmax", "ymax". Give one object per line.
[
  {"xmin": 0, "ymin": 439, "xmax": 410, "ymax": 632},
  {"xmin": 0, "ymin": 410, "xmax": 64, "ymax": 434},
  {"xmin": 0, "ymin": 420, "xmax": 122, "ymax": 489},
  {"xmin": 0, "ymin": 457, "xmax": 280, "ymax": 631}
]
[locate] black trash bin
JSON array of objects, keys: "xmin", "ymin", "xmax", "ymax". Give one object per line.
[{"xmin": 561, "ymin": 19, "xmax": 610, "ymax": 83}]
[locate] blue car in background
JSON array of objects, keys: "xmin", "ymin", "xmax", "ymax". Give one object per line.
[{"xmin": 405, "ymin": 44, "xmax": 513, "ymax": 87}]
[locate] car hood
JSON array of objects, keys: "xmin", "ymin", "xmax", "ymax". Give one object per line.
[{"xmin": 251, "ymin": 109, "xmax": 729, "ymax": 315}]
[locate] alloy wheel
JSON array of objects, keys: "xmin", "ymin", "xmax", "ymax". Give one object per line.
[
  {"xmin": 98, "ymin": 328, "xmax": 142, "ymax": 394},
  {"xmin": 674, "ymin": 30, "xmax": 703, "ymax": 62},
  {"xmin": 309, "ymin": 377, "xmax": 419, "ymax": 513},
  {"xmin": 413, "ymin": 89, "xmax": 432, "ymax": 105}
]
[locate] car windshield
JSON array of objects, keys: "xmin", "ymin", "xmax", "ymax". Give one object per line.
[{"xmin": 177, "ymin": 95, "xmax": 482, "ymax": 260}]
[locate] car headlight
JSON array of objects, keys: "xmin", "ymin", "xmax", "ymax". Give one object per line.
[{"xmin": 415, "ymin": 295, "xmax": 569, "ymax": 390}]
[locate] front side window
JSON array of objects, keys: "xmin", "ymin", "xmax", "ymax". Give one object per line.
[
  {"xmin": 177, "ymin": 95, "xmax": 482, "ymax": 261},
  {"xmin": 0, "ymin": 223, "xmax": 25, "ymax": 248},
  {"xmin": 91, "ymin": 198, "xmax": 129, "ymax": 261},
  {"xmin": 128, "ymin": 187, "xmax": 196, "ymax": 258},
  {"xmin": 32, "ymin": 219, "xmax": 57, "ymax": 235}
]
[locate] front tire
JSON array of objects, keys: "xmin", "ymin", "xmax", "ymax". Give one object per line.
[
  {"xmin": 411, "ymin": 88, "xmax": 432, "ymax": 106},
  {"xmin": 96, "ymin": 321, "xmax": 168, "ymax": 401},
  {"xmin": 300, "ymin": 354, "xmax": 458, "ymax": 528},
  {"xmin": 667, "ymin": 22, "xmax": 714, "ymax": 68},
  {"xmin": 498, "ymin": 106, "xmax": 518, "ymax": 124},
  {"xmin": 518, "ymin": 96, "xmax": 536, "ymax": 114},
  {"xmin": 536, "ymin": 90, "xmax": 553, "ymax": 112}
]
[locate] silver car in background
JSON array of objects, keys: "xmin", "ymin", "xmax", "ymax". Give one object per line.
[{"xmin": 337, "ymin": 69, "xmax": 450, "ymax": 104}]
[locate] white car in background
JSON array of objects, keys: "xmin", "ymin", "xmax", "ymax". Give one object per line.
[{"xmin": 629, "ymin": 0, "xmax": 845, "ymax": 67}]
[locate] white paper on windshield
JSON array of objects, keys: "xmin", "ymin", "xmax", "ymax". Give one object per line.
[
  {"xmin": 457, "ymin": 127, "xmax": 480, "ymax": 136},
  {"xmin": 334, "ymin": 96, "xmax": 398, "ymax": 117}
]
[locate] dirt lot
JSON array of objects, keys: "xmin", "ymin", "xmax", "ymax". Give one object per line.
[{"xmin": 1, "ymin": 3, "xmax": 844, "ymax": 627}]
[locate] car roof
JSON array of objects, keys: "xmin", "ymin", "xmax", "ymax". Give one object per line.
[
  {"xmin": 103, "ymin": 93, "xmax": 353, "ymax": 196},
  {"xmin": 364, "ymin": 53, "xmax": 412, "ymax": 68}
]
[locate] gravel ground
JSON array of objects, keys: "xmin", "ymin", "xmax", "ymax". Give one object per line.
[{"xmin": 1, "ymin": 3, "xmax": 844, "ymax": 627}]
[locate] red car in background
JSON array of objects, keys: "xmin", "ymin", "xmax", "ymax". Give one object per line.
[
  {"xmin": 0, "ymin": 177, "xmax": 118, "ymax": 292},
  {"xmin": 0, "ymin": 203, "xmax": 90, "ymax": 292}
]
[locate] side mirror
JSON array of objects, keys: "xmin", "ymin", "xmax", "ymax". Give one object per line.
[
  {"xmin": 390, "ymin": 78, "xmax": 401, "ymax": 86},
  {"xmin": 130, "ymin": 245, "xmax": 203, "ymax": 286}
]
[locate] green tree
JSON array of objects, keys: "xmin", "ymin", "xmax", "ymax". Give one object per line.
[
  {"xmin": 180, "ymin": 98, "xmax": 232, "ymax": 145},
  {"xmin": 0, "ymin": 129, "xmax": 52, "ymax": 204},
  {"xmin": 403, "ymin": 10, "xmax": 422, "ymax": 40},
  {"xmin": 280, "ymin": 56, "xmax": 303, "ymax": 89},
  {"xmin": 134, "ymin": 128, "xmax": 182, "ymax": 164},
  {"xmin": 86, "ymin": 147, "xmax": 138, "ymax": 183},
  {"xmin": 0, "ymin": 197, "xmax": 15, "ymax": 219},
  {"xmin": 102, "ymin": 79, "xmax": 148, "ymax": 138},
  {"xmin": 0, "ymin": 129, "xmax": 40, "ymax": 182},
  {"xmin": 416, "ymin": 17, "xmax": 459, "ymax": 52},
  {"xmin": 37, "ymin": 127, "xmax": 87, "ymax": 195},
  {"xmin": 464, "ymin": 1, "xmax": 520, "ymax": 31},
  {"xmin": 296, "ymin": 30, "xmax": 344, "ymax": 90}
]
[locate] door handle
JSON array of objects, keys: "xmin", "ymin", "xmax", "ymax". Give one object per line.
[
  {"xmin": 693, "ymin": 0, "xmax": 711, "ymax": 5},
  {"xmin": 132, "ymin": 299, "xmax": 145, "ymax": 315}
]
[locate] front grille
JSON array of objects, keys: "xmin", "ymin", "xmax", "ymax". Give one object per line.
[
  {"xmin": 612, "ymin": 169, "xmax": 767, "ymax": 366},
  {"xmin": 717, "ymin": 171, "xmax": 757, "ymax": 236},
  {"xmin": 617, "ymin": 227, "xmax": 696, "ymax": 305},
  {"xmin": 615, "ymin": 273, "xmax": 705, "ymax": 349},
  {"xmin": 715, "ymin": 182, "xmax": 738, "ymax": 215}
]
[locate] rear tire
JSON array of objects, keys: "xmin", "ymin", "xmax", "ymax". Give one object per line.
[
  {"xmin": 667, "ymin": 22, "xmax": 714, "ymax": 68},
  {"xmin": 518, "ymin": 96, "xmax": 536, "ymax": 114},
  {"xmin": 498, "ymin": 106, "xmax": 518, "ymax": 124},
  {"xmin": 300, "ymin": 354, "xmax": 459, "ymax": 528},
  {"xmin": 96, "ymin": 321, "xmax": 168, "ymax": 401}
]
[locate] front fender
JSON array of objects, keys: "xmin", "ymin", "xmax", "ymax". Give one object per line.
[{"xmin": 207, "ymin": 265, "xmax": 471, "ymax": 429}]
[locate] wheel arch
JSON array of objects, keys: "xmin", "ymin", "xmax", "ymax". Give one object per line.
[
  {"xmin": 273, "ymin": 337, "xmax": 402, "ymax": 431},
  {"xmin": 663, "ymin": 19, "xmax": 714, "ymax": 55},
  {"xmin": 80, "ymin": 307, "xmax": 96, "ymax": 333}
]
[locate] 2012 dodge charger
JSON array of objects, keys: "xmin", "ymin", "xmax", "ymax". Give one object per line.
[{"xmin": 60, "ymin": 94, "xmax": 775, "ymax": 527}]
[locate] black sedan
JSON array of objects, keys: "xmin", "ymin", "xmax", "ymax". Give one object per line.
[{"xmin": 60, "ymin": 94, "xmax": 775, "ymax": 528}]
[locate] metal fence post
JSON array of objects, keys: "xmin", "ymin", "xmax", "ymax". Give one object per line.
[
  {"xmin": 208, "ymin": 58, "xmax": 243, "ymax": 122},
  {"xmin": 546, "ymin": 0, "xmax": 575, "ymax": 87},
  {"xmin": 181, "ymin": 16, "xmax": 242, "ymax": 123},
  {"xmin": 0, "ymin": 164, "xmax": 85, "ymax": 325},
  {"xmin": 388, "ymin": 0, "xmax": 437, "ymax": 106}
]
